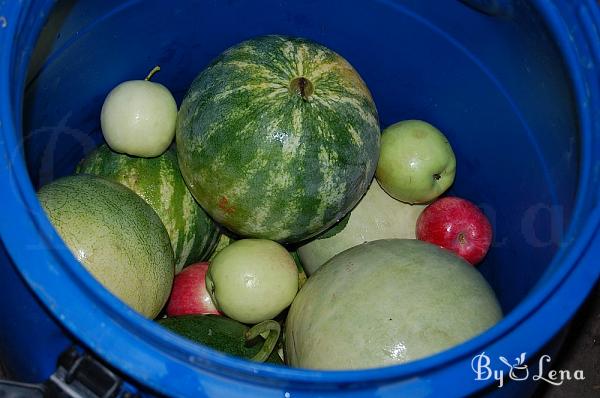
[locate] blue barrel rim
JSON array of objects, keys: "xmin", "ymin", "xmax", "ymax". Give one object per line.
[{"xmin": 0, "ymin": 0, "xmax": 599, "ymax": 395}]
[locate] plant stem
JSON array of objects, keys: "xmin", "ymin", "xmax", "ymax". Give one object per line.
[
  {"xmin": 145, "ymin": 66, "xmax": 161, "ymax": 81},
  {"xmin": 246, "ymin": 320, "xmax": 281, "ymax": 363}
]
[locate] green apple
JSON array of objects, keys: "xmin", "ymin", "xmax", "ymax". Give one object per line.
[
  {"xmin": 375, "ymin": 120, "xmax": 456, "ymax": 204},
  {"xmin": 100, "ymin": 68, "xmax": 177, "ymax": 158},
  {"xmin": 205, "ymin": 239, "xmax": 298, "ymax": 324}
]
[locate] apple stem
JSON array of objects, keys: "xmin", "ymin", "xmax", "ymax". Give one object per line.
[
  {"xmin": 145, "ymin": 66, "xmax": 161, "ymax": 81},
  {"xmin": 246, "ymin": 320, "xmax": 281, "ymax": 362},
  {"xmin": 457, "ymin": 232, "xmax": 467, "ymax": 245}
]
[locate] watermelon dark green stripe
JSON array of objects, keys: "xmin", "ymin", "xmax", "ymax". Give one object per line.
[
  {"xmin": 177, "ymin": 35, "xmax": 380, "ymax": 243},
  {"xmin": 77, "ymin": 145, "xmax": 220, "ymax": 272}
]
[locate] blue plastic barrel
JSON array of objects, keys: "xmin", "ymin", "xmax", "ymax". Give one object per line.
[{"xmin": 1, "ymin": 0, "xmax": 599, "ymax": 396}]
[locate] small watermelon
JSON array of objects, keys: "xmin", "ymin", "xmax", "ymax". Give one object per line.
[
  {"xmin": 37, "ymin": 175, "xmax": 174, "ymax": 318},
  {"xmin": 77, "ymin": 144, "xmax": 220, "ymax": 273},
  {"xmin": 177, "ymin": 35, "xmax": 380, "ymax": 243}
]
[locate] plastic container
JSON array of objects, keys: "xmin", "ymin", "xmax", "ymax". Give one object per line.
[{"xmin": 1, "ymin": 0, "xmax": 599, "ymax": 396}]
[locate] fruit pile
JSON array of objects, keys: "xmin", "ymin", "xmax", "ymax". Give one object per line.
[{"xmin": 38, "ymin": 35, "xmax": 501, "ymax": 370}]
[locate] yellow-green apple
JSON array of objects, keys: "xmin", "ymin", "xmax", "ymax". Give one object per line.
[
  {"xmin": 376, "ymin": 120, "xmax": 456, "ymax": 204},
  {"xmin": 205, "ymin": 239, "xmax": 299, "ymax": 324},
  {"xmin": 101, "ymin": 70, "xmax": 177, "ymax": 157}
]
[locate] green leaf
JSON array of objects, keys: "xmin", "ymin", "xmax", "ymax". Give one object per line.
[{"xmin": 317, "ymin": 212, "xmax": 351, "ymax": 240}]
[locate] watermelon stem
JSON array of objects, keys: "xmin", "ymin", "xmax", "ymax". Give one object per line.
[
  {"xmin": 145, "ymin": 66, "xmax": 161, "ymax": 81},
  {"xmin": 245, "ymin": 320, "xmax": 281, "ymax": 362},
  {"xmin": 289, "ymin": 77, "xmax": 314, "ymax": 101}
]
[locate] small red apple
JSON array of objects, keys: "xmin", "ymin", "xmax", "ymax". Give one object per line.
[
  {"xmin": 415, "ymin": 197, "xmax": 492, "ymax": 265},
  {"xmin": 166, "ymin": 262, "xmax": 220, "ymax": 316}
]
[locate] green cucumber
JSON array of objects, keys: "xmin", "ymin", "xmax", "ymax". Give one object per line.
[{"xmin": 158, "ymin": 315, "xmax": 282, "ymax": 364}]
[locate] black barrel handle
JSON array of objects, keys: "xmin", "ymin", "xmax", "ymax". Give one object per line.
[{"xmin": 0, "ymin": 379, "xmax": 45, "ymax": 398}]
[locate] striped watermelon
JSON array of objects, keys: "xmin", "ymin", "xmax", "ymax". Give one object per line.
[
  {"xmin": 37, "ymin": 175, "xmax": 174, "ymax": 318},
  {"xmin": 208, "ymin": 233, "xmax": 235, "ymax": 262},
  {"xmin": 77, "ymin": 144, "xmax": 220, "ymax": 273},
  {"xmin": 176, "ymin": 35, "xmax": 380, "ymax": 243}
]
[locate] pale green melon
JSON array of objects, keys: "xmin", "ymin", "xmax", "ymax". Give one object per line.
[
  {"xmin": 298, "ymin": 181, "xmax": 426, "ymax": 274},
  {"xmin": 286, "ymin": 239, "xmax": 502, "ymax": 370},
  {"xmin": 37, "ymin": 175, "xmax": 174, "ymax": 318}
]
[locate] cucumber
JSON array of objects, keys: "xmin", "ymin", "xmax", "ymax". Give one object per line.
[{"xmin": 158, "ymin": 315, "xmax": 282, "ymax": 364}]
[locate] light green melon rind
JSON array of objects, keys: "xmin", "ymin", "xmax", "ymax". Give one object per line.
[
  {"xmin": 297, "ymin": 180, "xmax": 426, "ymax": 274},
  {"xmin": 37, "ymin": 174, "xmax": 174, "ymax": 318},
  {"xmin": 286, "ymin": 239, "xmax": 502, "ymax": 370}
]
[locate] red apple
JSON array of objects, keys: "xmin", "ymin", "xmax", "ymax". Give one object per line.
[
  {"xmin": 415, "ymin": 197, "xmax": 492, "ymax": 265},
  {"xmin": 166, "ymin": 262, "xmax": 220, "ymax": 316}
]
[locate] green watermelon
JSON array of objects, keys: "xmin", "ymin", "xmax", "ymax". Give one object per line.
[
  {"xmin": 37, "ymin": 175, "xmax": 174, "ymax": 318},
  {"xmin": 77, "ymin": 144, "xmax": 220, "ymax": 273},
  {"xmin": 207, "ymin": 233, "xmax": 236, "ymax": 262},
  {"xmin": 176, "ymin": 35, "xmax": 380, "ymax": 243}
]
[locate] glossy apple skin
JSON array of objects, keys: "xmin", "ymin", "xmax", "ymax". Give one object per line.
[
  {"xmin": 416, "ymin": 197, "xmax": 492, "ymax": 265},
  {"xmin": 101, "ymin": 80, "xmax": 177, "ymax": 157},
  {"xmin": 166, "ymin": 262, "xmax": 220, "ymax": 316},
  {"xmin": 376, "ymin": 120, "xmax": 456, "ymax": 204},
  {"xmin": 206, "ymin": 239, "xmax": 299, "ymax": 324}
]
